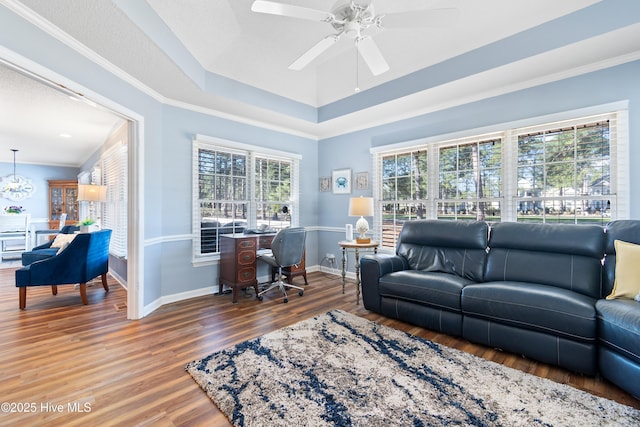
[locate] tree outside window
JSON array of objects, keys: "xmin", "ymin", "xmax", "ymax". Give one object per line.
[
  {"xmin": 437, "ymin": 139, "xmax": 502, "ymax": 221},
  {"xmin": 194, "ymin": 140, "xmax": 298, "ymax": 257},
  {"xmin": 516, "ymin": 121, "xmax": 610, "ymax": 223},
  {"xmin": 380, "ymin": 150, "xmax": 427, "ymax": 248}
]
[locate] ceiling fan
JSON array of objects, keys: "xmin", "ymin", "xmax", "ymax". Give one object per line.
[{"xmin": 251, "ymin": 0, "xmax": 459, "ymax": 76}]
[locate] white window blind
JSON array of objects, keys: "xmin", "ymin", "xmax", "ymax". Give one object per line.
[
  {"xmin": 101, "ymin": 143, "xmax": 128, "ymax": 257},
  {"xmin": 510, "ymin": 114, "xmax": 616, "ymax": 223},
  {"xmin": 192, "ymin": 135, "xmax": 300, "ymax": 261},
  {"xmin": 372, "ymin": 109, "xmax": 628, "ymax": 251},
  {"xmin": 436, "ymin": 135, "xmax": 503, "ymax": 221}
]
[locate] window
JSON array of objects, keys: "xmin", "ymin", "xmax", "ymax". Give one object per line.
[
  {"xmin": 515, "ymin": 121, "xmax": 611, "ymax": 224},
  {"xmin": 193, "ymin": 135, "xmax": 300, "ymax": 260},
  {"xmin": 255, "ymin": 156, "xmax": 293, "ymax": 229},
  {"xmin": 438, "ymin": 138, "xmax": 502, "ymax": 221},
  {"xmin": 372, "ymin": 109, "xmax": 627, "ymax": 250},
  {"xmin": 378, "ymin": 150, "xmax": 428, "ymax": 248}
]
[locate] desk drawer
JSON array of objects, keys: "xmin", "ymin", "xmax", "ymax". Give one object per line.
[
  {"xmin": 237, "ymin": 249, "xmax": 255, "ymax": 265},
  {"xmin": 236, "ymin": 267, "xmax": 256, "ymax": 283},
  {"xmin": 237, "ymin": 239, "xmax": 256, "ymax": 250}
]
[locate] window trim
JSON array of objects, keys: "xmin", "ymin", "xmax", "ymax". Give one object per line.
[
  {"xmin": 371, "ymin": 103, "xmax": 629, "ymax": 250},
  {"xmin": 192, "ymin": 135, "xmax": 301, "ymax": 263}
]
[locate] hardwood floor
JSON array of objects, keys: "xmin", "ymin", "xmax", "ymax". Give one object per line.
[{"xmin": 1, "ymin": 267, "xmax": 637, "ymax": 426}]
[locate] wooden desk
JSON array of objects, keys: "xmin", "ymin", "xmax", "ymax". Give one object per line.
[
  {"xmin": 219, "ymin": 233, "xmax": 306, "ymax": 303},
  {"xmin": 338, "ymin": 240, "xmax": 378, "ymax": 305}
]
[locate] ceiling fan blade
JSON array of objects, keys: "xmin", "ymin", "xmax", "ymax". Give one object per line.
[
  {"xmin": 356, "ymin": 37, "xmax": 389, "ymax": 76},
  {"xmin": 381, "ymin": 8, "xmax": 460, "ymax": 29},
  {"xmin": 251, "ymin": 1, "xmax": 334, "ymax": 22},
  {"xmin": 289, "ymin": 35, "xmax": 340, "ymax": 71}
]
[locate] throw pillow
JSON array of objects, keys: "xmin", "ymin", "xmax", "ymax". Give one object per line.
[
  {"xmin": 50, "ymin": 233, "xmax": 77, "ymax": 254},
  {"xmin": 606, "ymin": 239, "xmax": 640, "ymax": 300}
]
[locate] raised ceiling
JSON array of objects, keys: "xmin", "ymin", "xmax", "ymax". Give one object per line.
[{"xmin": 3, "ymin": 0, "xmax": 640, "ymax": 163}]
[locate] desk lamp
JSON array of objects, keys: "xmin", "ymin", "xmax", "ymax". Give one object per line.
[{"xmin": 349, "ymin": 196, "xmax": 374, "ymax": 243}]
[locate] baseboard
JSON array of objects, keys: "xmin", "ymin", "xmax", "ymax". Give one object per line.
[{"xmin": 142, "ymin": 264, "xmax": 352, "ymax": 316}]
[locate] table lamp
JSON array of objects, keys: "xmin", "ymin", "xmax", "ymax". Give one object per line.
[
  {"xmin": 77, "ymin": 184, "xmax": 107, "ymax": 225},
  {"xmin": 349, "ymin": 196, "xmax": 374, "ymax": 243}
]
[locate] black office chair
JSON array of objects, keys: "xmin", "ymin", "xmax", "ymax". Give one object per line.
[{"xmin": 258, "ymin": 227, "xmax": 306, "ymax": 303}]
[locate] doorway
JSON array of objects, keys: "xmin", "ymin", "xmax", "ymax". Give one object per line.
[{"xmin": 0, "ymin": 58, "xmax": 142, "ymax": 319}]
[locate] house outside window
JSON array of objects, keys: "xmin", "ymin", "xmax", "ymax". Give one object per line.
[
  {"xmin": 192, "ymin": 135, "xmax": 300, "ymax": 261},
  {"xmin": 515, "ymin": 121, "xmax": 611, "ymax": 223},
  {"xmin": 372, "ymin": 109, "xmax": 628, "ymax": 251}
]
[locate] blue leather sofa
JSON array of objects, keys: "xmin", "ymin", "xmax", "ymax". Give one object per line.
[
  {"xmin": 361, "ymin": 220, "xmax": 640, "ymax": 398},
  {"xmin": 16, "ymin": 229, "xmax": 112, "ymax": 309}
]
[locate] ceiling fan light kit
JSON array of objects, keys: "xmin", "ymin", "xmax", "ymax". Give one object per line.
[{"xmin": 251, "ymin": 1, "xmax": 458, "ymax": 78}]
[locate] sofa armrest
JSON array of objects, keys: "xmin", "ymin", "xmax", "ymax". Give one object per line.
[{"xmin": 361, "ymin": 254, "xmax": 408, "ymax": 312}]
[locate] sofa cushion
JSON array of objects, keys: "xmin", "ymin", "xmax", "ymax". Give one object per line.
[
  {"xmin": 379, "ymin": 270, "xmax": 474, "ymax": 312},
  {"xmin": 462, "ymin": 282, "xmax": 597, "ymax": 342},
  {"xmin": 596, "ymin": 299, "xmax": 640, "ymax": 365},
  {"xmin": 485, "ymin": 222, "xmax": 605, "ymax": 299},
  {"xmin": 606, "ymin": 240, "xmax": 640, "ymax": 300},
  {"xmin": 396, "ymin": 220, "xmax": 488, "ymax": 282}
]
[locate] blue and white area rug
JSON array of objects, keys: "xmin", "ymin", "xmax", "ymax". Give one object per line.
[{"xmin": 185, "ymin": 310, "xmax": 640, "ymax": 426}]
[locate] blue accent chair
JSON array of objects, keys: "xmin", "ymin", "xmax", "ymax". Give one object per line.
[{"xmin": 16, "ymin": 229, "xmax": 112, "ymax": 309}]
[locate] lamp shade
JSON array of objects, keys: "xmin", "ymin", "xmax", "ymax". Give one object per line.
[
  {"xmin": 348, "ymin": 196, "xmax": 374, "ymax": 217},
  {"xmin": 77, "ymin": 184, "xmax": 107, "ymax": 202}
]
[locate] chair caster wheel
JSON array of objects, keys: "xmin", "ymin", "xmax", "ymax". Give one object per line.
[
  {"xmin": 257, "ymin": 295, "xmax": 263, "ymax": 301},
  {"xmin": 298, "ymin": 290, "xmax": 304, "ymax": 296},
  {"xmin": 283, "ymin": 298, "xmax": 288, "ymax": 303}
]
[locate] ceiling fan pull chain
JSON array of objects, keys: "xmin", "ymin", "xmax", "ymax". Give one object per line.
[{"xmin": 355, "ymin": 43, "xmax": 360, "ymax": 92}]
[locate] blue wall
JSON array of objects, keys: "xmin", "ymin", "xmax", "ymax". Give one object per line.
[
  {"xmin": 156, "ymin": 105, "xmax": 318, "ymax": 296},
  {"xmin": 0, "ymin": 162, "xmax": 78, "ymax": 219}
]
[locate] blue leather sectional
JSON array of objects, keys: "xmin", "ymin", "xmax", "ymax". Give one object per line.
[{"xmin": 360, "ymin": 219, "xmax": 640, "ymax": 399}]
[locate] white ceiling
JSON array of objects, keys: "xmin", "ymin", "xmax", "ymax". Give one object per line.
[
  {"xmin": 0, "ymin": 61, "xmax": 124, "ymax": 167},
  {"xmin": 2, "ymin": 0, "xmax": 640, "ymax": 165},
  {"xmin": 146, "ymin": 0, "xmax": 599, "ymax": 106}
]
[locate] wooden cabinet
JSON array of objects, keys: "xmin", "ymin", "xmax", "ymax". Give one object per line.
[{"xmin": 48, "ymin": 180, "xmax": 79, "ymax": 229}]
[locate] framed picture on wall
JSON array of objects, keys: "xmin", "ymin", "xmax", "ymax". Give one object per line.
[
  {"xmin": 355, "ymin": 172, "xmax": 369, "ymax": 190},
  {"xmin": 319, "ymin": 176, "xmax": 331, "ymax": 192},
  {"xmin": 332, "ymin": 168, "xmax": 351, "ymax": 194}
]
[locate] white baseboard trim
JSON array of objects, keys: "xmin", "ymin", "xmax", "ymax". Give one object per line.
[
  {"xmin": 142, "ymin": 263, "xmax": 355, "ymax": 316},
  {"xmin": 108, "ymin": 268, "xmax": 127, "ymax": 291},
  {"xmin": 143, "ymin": 285, "xmax": 217, "ymax": 317}
]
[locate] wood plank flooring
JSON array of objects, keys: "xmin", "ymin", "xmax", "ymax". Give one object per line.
[{"xmin": 0, "ymin": 267, "xmax": 637, "ymax": 426}]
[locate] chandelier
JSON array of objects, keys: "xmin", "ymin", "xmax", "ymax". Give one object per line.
[
  {"xmin": 4, "ymin": 149, "xmax": 21, "ymax": 192},
  {"xmin": 1, "ymin": 149, "xmax": 35, "ymax": 201}
]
